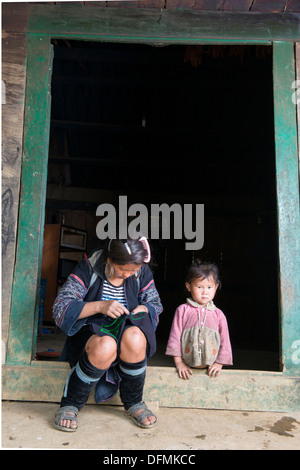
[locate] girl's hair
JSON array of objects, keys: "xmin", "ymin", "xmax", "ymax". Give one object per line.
[
  {"xmin": 186, "ymin": 259, "xmax": 221, "ymax": 288},
  {"xmin": 103, "ymin": 238, "xmax": 148, "ymax": 266}
]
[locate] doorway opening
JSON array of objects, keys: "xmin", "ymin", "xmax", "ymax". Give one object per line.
[{"xmin": 36, "ymin": 41, "xmax": 280, "ymax": 371}]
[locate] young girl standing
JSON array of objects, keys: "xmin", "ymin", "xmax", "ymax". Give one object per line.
[{"xmin": 165, "ymin": 261, "xmax": 232, "ymax": 379}]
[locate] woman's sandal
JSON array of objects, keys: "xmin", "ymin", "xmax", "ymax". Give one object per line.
[
  {"xmin": 126, "ymin": 402, "xmax": 157, "ymax": 429},
  {"xmin": 54, "ymin": 405, "xmax": 79, "ymax": 432}
]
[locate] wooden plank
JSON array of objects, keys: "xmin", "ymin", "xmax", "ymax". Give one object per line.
[
  {"xmin": 1, "ymin": 33, "xmax": 28, "ymax": 354},
  {"xmin": 6, "ymin": 36, "xmax": 53, "ymax": 365},
  {"xmin": 1, "ymin": 34, "xmax": 28, "ymax": 180},
  {"xmin": 41, "ymin": 225, "xmax": 61, "ymax": 322},
  {"xmin": 107, "ymin": 0, "xmax": 165, "ymax": 7},
  {"xmin": 285, "ymin": 0, "xmax": 300, "ymax": 12},
  {"xmin": 193, "ymin": 0, "xmax": 223, "ymax": 9},
  {"xmin": 168, "ymin": 0, "xmax": 256, "ymax": 9},
  {"xmin": 23, "ymin": 4, "xmax": 299, "ymax": 42},
  {"xmin": 165, "ymin": 0, "xmax": 196, "ymax": 9},
  {"xmin": 85, "ymin": 1, "xmax": 108, "ymax": 6},
  {"xmin": 2, "ymin": 364, "xmax": 300, "ymax": 411},
  {"xmin": 273, "ymin": 42, "xmax": 300, "ymax": 376},
  {"xmin": 2, "ymin": 2, "xmax": 29, "ymax": 33},
  {"xmin": 221, "ymin": 0, "xmax": 253, "ymax": 11},
  {"xmin": 251, "ymin": 0, "xmax": 287, "ymax": 12}
]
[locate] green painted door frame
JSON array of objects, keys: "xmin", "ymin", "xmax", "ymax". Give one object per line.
[
  {"xmin": 6, "ymin": 35, "xmax": 53, "ymax": 366},
  {"xmin": 273, "ymin": 41, "xmax": 300, "ymax": 376},
  {"xmin": 3, "ymin": 6, "xmax": 300, "ymax": 411}
]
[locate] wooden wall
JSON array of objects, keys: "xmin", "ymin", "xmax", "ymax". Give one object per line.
[
  {"xmin": 1, "ymin": 1, "xmax": 299, "ymax": 360},
  {"xmin": 53, "ymin": 0, "xmax": 300, "ymax": 11},
  {"xmin": 1, "ymin": 1, "xmax": 300, "ymax": 411},
  {"xmin": 2, "ymin": 6, "xmax": 29, "ymax": 355}
]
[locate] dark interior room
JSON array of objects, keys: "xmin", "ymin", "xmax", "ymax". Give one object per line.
[{"xmin": 38, "ymin": 41, "xmax": 280, "ymax": 371}]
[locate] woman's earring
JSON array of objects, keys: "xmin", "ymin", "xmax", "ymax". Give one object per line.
[{"xmin": 105, "ymin": 263, "xmax": 114, "ymax": 279}]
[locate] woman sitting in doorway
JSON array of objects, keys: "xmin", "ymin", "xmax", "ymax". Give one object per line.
[{"xmin": 53, "ymin": 237, "xmax": 163, "ymax": 432}]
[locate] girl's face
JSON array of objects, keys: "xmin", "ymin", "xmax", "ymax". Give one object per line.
[{"xmin": 185, "ymin": 276, "xmax": 218, "ymax": 306}]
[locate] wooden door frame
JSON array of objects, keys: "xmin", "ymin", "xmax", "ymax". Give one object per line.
[{"xmin": 3, "ymin": 5, "xmax": 300, "ymax": 410}]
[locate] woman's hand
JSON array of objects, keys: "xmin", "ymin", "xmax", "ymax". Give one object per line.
[
  {"xmin": 79, "ymin": 301, "xmax": 146, "ymax": 320},
  {"xmin": 131, "ymin": 305, "xmax": 149, "ymax": 315},
  {"xmin": 208, "ymin": 362, "xmax": 223, "ymax": 377},
  {"xmin": 100, "ymin": 300, "xmax": 129, "ymax": 319}
]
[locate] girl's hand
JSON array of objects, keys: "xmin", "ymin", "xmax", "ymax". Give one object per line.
[
  {"xmin": 101, "ymin": 300, "xmax": 129, "ymax": 319},
  {"xmin": 208, "ymin": 362, "xmax": 223, "ymax": 377},
  {"xmin": 174, "ymin": 357, "xmax": 193, "ymax": 380}
]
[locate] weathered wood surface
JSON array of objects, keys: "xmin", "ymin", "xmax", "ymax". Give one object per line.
[
  {"xmin": 2, "ymin": 364, "xmax": 300, "ymax": 412},
  {"xmin": 273, "ymin": 42, "xmax": 300, "ymax": 376},
  {"xmin": 69, "ymin": 0, "xmax": 300, "ymax": 12},
  {"xmin": 2, "ymin": 3, "xmax": 300, "ymax": 417},
  {"xmin": 2, "ymin": 3, "xmax": 29, "ymax": 34},
  {"xmin": 12, "ymin": 5, "xmax": 299, "ymax": 42},
  {"xmin": 6, "ymin": 36, "xmax": 53, "ymax": 366},
  {"xmin": 1, "ymin": 33, "xmax": 28, "ymax": 351},
  {"xmin": 41, "ymin": 224, "xmax": 61, "ymax": 322}
]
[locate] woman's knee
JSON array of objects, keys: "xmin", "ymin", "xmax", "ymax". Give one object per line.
[
  {"xmin": 85, "ymin": 335, "xmax": 117, "ymax": 368},
  {"xmin": 120, "ymin": 327, "xmax": 147, "ymax": 361}
]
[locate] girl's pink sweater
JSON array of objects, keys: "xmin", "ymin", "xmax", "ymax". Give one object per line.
[{"xmin": 165, "ymin": 300, "xmax": 233, "ymax": 366}]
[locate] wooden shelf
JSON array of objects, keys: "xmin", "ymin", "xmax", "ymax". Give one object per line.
[{"xmin": 41, "ymin": 224, "xmax": 87, "ymax": 322}]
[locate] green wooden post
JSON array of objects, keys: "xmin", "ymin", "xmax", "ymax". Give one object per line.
[
  {"xmin": 6, "ymin": 35, "xmax": 53, "ymax": 365},
  {"xmin": 273, "ymin": 42, "xmax": 300, "ymax": 376}
]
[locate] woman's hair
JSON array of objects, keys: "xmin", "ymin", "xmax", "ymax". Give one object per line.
[
  {"xmin": 103, "ymin": 238, "xmax": 148, "ymax": 266},
  {"xmin": 186, "ymin": 259, "xmax": 221, "ymax": 288}
]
